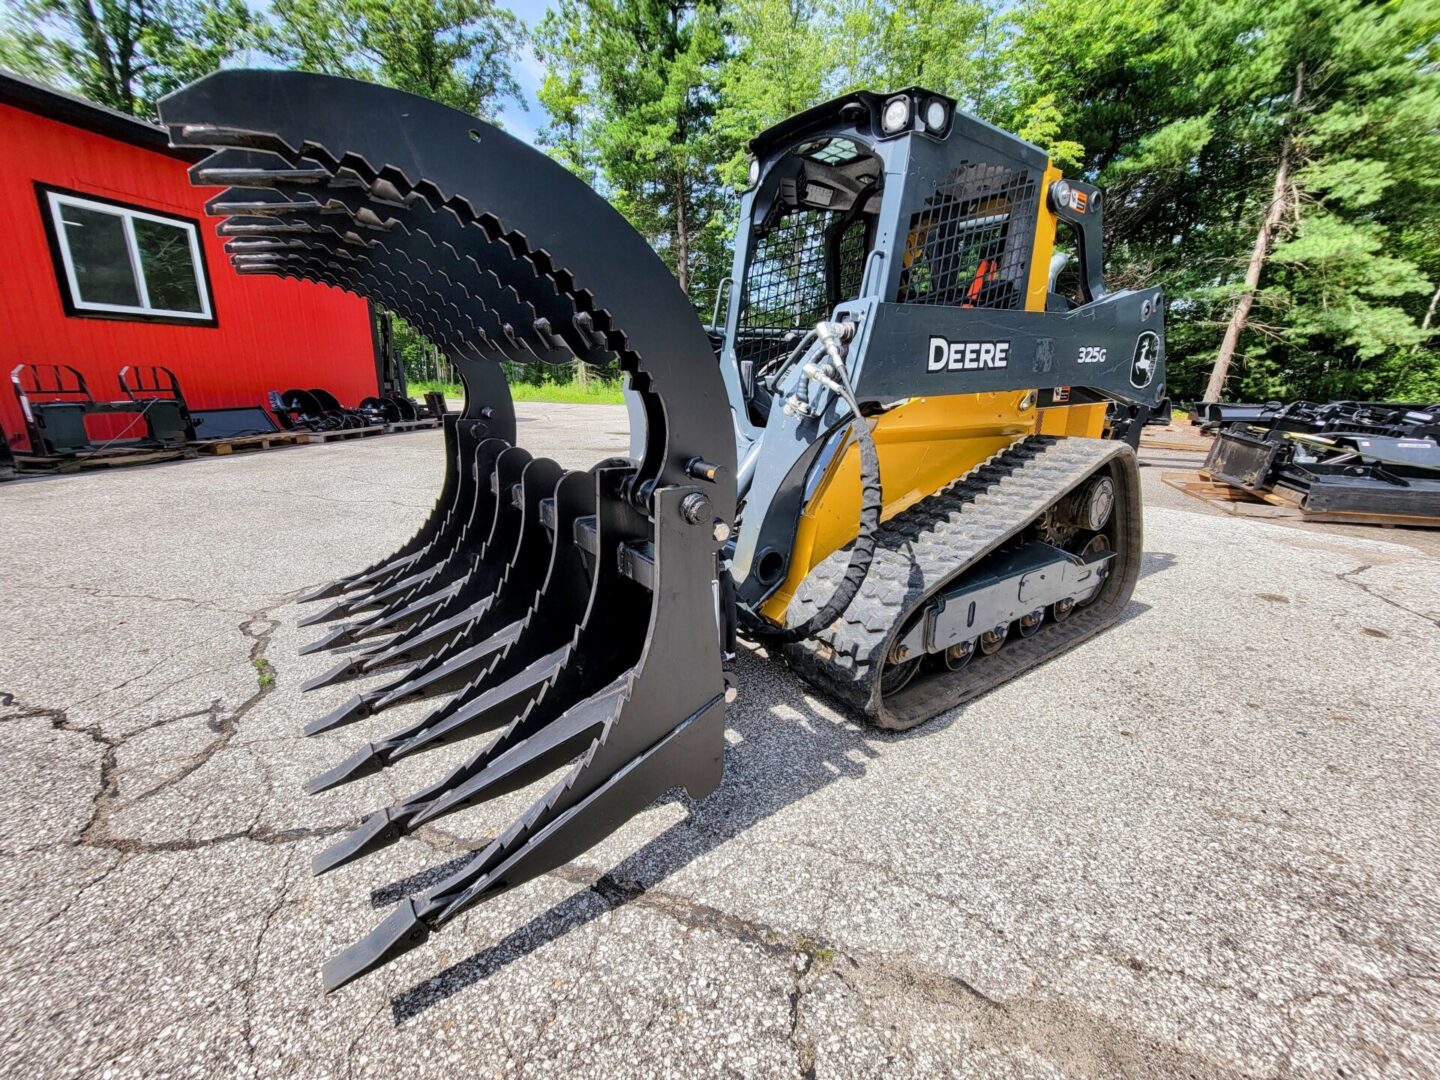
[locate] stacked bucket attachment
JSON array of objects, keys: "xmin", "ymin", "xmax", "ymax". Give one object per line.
[{"xmin": 160, "ymin": 70, "xmax": 736, "ymax": 988}]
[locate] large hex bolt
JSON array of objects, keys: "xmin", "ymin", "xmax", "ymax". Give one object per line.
[{"xmin": 680, "ymin": 492, "xmax": 712, "ymax": 525}]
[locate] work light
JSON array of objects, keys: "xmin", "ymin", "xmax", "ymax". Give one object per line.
[
  {"xmin": 923, "ymin": 99, "xmax": 947, "ymax": 133},
  {"xmin": 1050, "ymin": 178, "xmax": 1073, "ymax": 211},
  {"xmin": 881, "ymin": 96, "xmax": 911, "ymax": 135}
]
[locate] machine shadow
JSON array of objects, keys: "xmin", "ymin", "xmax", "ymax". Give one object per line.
[
  {"xmin": 1139, "ymin": 551, "xmax": 1177, "ymax": 579},
  {"xmin": 384, "ymin": 646, "xmax": 884, "ymax": 1024},
  {"xmin": 385, "ymin": 561, "xmax": 1174, "ymax": 1023}
]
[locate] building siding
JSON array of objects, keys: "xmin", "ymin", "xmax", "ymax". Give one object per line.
[{"xmin": 0, "ymin": 101, "xmax": 378, "ymax": 452}]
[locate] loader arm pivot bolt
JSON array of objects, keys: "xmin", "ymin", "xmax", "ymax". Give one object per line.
[
  {"xmin": 681, "ymin": 492, "xmax": 712, "ymax": 525},
  {"xmin": 686, "ymin": 457, "xmax": 726, "ymax": 483}
]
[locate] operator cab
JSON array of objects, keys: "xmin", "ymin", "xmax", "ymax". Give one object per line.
[
  {"xmin": 734, "ymin": 134, "xmax": 883, "ymax": 384},
  {"xmin": 726, "ymin": 88, "xmax": 1050, "ymax": 426}
]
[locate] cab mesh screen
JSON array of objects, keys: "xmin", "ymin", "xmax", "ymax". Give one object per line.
[
  {"xmin": 737, "ymin": 210, "xmax": 868, "ymax": 371},
  {"xmin": 898, "ymin": 161, "xmax": 1039, "ymax": 310}
]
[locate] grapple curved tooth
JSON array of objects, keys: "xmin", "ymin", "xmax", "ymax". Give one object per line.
[
  {"xmin": 366, "ymin": 465, "xmax": 650, "ymax": 766},
  {"xmin": 218, "ymin": 182, "xmax": 564, "ymax": 364},
  {"xmin": 323, "ymin": 200, "xmax": 563, "ymax": 358},
  {"xmin": 311, "ymin": 466, "xmax": 615, "ymax": 870},
  {"xmin": 301, "ymin": 456, "xmax": 573, "ymax": 775},
  {"xmin": 311, "ymin": 679, "xmax": 628, "ymax": 876},
  {"xmin": 364, "ymin": 622, "xmax": 524, "ymax": 708},
  {"xmin": 301, "ymin": 653, "xmax": 387, "ymax": 692},
  {"xmin": 324, "ymin": 486, "xmax": 726, "ymax": 989},
  {"xmin": 297, "ymin": 602, "xmax": 364, "ymax": 629},
  {"xmin": 297, "ymin": 422, "xmax": 509, "ymax": 618},
  {"xmin": 404, "ymin": 679, "xmax": 630, "ymax": 829},
  {"xmin": 355, "ymin": 454, "xmax": 569, "ymax": 681},
  {"xmin": 304, "ymin": 693, "xmax": 373, "ymax": 736},
  {"xmin": 348, "ymin": 596, "xmax": 495, "ymax": 673},
  {"xmin": 299, "ymin": 551, "xmax": 420, "ymax": 604},
  {"xmin": 313, "ymin": 437, "xmax": 514, "ymax": 632},
  {"xmin": 311, "ymin": 805, "xmax": 405, "ymax": 875},
  {"xmin": 272, "ymin": 232, "xmax": 524, "ymax": 359},
  {"xmin": 199, "ymin": 141, "xmax": 617, "ymax": 369},
  {"xmin": 306, "ymin": 742, "xmax": 387, "ymax": 794}
]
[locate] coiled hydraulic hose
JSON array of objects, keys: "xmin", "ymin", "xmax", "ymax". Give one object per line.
[{"xmin": 740, "ymin": 322, "xmax": 882, "ymax": 644}]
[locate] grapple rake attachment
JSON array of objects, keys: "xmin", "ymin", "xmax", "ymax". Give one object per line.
[{"xmin": 160, "ymin": 70, "xmax": 736, "ymax": 988}]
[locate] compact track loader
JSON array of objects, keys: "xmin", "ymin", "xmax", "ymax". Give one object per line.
[{"xmin": 158, "ymin": 72, "xmax": 1166, "ymax": 988}]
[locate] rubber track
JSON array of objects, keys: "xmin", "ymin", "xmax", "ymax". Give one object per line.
[{"xmin": 782, "ymin": 435, "xmax": 1140, "ymax": 730}]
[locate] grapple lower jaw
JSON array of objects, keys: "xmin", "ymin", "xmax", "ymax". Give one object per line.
[{"xmin": 158, "ymin": 70, "xmax": 736, "ymax": 988}]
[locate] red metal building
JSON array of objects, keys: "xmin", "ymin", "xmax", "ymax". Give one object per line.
[{"xmin": 0, "ymin": 70, "xmax": 379, "ymax": 453}]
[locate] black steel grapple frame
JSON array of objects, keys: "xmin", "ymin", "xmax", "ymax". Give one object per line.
[{"xmin": 160, "ymin": 70, "xmax": 736, "ymax": 988}]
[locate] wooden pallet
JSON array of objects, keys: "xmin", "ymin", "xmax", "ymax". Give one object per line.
[
  {"xmin": 1163, "ymin": 469, "xmax": 1439, "ymax": 528},
  {"xmin": 384, "ymin": 418, "xmax": 441, "ymax": 433},
  {"xmin": 300, "ymin": 424, "xmax": 386, "ymax": 443},
  {"xmin": 1139, "ymin": 436, "xmax": 1211, "ymax": 453},
  {"xmin": 191, "ymin": 431, "xmax": 309, "ymax": 455},
  {"xmin": 14, "ymin": 445, "xmax": 196, "ymax": 473},
  {"xmin": 1161, "ymin": 471, "xmax": 1285, "ymax": 513}
]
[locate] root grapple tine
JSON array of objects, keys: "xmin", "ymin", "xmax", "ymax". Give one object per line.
[
  {"xmin": 324, "ymin": 487, "xmax": 726, "ymax": 988},
  {"xmin": 301, "ymin": 653, "xmax": 386, "ymax": 692},
  {"xmin": 303, "ymin": 435, "xmax": 515, "ymax": 657},
  {"xmin": 310, "ymin": 677, "xmax": 630, "ymax": 875},
  {"xmin": 311, "ymin": 466, "xmax": 627, "ymax": 873},
  {"xmin": 297, "ymin": 621, "xmax": 389, "ymax": 655},
  {"xmin": 302, "ymin": 685, "xmax": 397, "ymax": 737},
  {"xmin": 350, "ymin": 596, "xmax": 495, "ymax": 673},
  {"xmin": 300, "ymin": 454, "xmax": 567, "ymax": 741},
  {"xmin": 303, "ymin": 643, "xmax": 569, "ymax": 793}
]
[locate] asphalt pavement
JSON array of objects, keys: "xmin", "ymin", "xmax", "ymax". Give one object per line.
[{"xmin": 1, "ymin": 403, "xmax": 1436, "ymax": 1078}]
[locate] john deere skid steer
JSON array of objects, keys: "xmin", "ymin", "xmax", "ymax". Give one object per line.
[{"xmin": 158, "ymin": 72, "xmax": 1165, "ymax": 988}]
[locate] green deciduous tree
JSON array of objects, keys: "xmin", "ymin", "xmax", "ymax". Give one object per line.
[
  {"xmin": 1005, "ymin": 0, "xmax": 1440, "ymax": 402},
  {"xmin": 534, "ymin": 0, "xmax": 734, "ymax": 303},
  {"xmin": 261, "ymin": 0, "xmax": 524, "ymax": 119},
  {"xmin": 0, "ymin": 0, "xmax": 253, "ymax": 117},
  {"xmin": 831, "ymin": 0, "xmax": 1006, "ymax": 116},
  {"xmin": 714, "ymin": 0, "xmax": 835, "ymax": 187}
]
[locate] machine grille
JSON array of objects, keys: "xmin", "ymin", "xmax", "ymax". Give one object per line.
[
  {"xmin": 737, "ymin": 209, "xmax": 868, "ymax": 372},
  {"xmin": 899, "ymin": 161, "xmax": 1039, "ymax": 310}
]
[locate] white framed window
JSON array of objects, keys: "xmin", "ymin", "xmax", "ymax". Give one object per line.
[{"xmin": 42, "ymin": 187, "xmax": 214, "ymax": 322}]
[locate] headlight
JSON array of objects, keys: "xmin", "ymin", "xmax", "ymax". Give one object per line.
[
  {"xmin": 923, "ymin": 99, "xmax": 947, "ymax": 133},
  {"xmin": 1050, "ymin": 178, "xmax": 1073, "ymax": 211},
  {"xmin": 881, "ymin": 96, "xmax": 911, "ymax": 135},
  {"xmin": 748, "ymin": 156, "xmax": 760, "ymax": 187}
]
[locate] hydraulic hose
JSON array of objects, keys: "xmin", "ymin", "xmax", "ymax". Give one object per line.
[{"xmin": 740, "ymin": 323, "xmax": 882, "ymax": 644}]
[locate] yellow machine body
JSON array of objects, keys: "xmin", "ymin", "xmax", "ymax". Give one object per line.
[{"xmin": 759, "ymin": 161, "xmax": 1108, "ymax": 622}]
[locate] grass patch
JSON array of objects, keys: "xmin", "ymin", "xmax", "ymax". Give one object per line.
[
  {"xmin": 511, "ymin": 380, "xmax": 625, "ymax": 405},
  {"xmin": 252, "ymin": 657, "xmax": 275, "ymax": 689},
  {"xmin": 795, "ymin": 936, "xmax": 837, "ymax": 966},
  {"xmin": 407, "ymin": 378, "xmax": 625, "ymax": 405}
]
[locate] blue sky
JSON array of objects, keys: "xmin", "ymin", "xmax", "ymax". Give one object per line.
[
  {"xmin": 236, "ymin": 0, "xmax": 555, "ymax": 146},
  {"xmin": 495, "ymin": 0, "xmax": 555, "ymax": 145}
]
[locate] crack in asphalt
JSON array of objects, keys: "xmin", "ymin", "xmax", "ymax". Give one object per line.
[
  {"xmin": 1337, "ymin": 564, "xmax": 1440, "ymax": 629},
  {"xmin": 242, "ymin": 845, "xmax": 301, "ymax": 1069},
  {"xmin": 1, "ymin": 589, "xmax": 353, "ymax": 859},
  {"xmin": 56, "ymin": 582, "xmax": 252, "ymax": 617}
]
